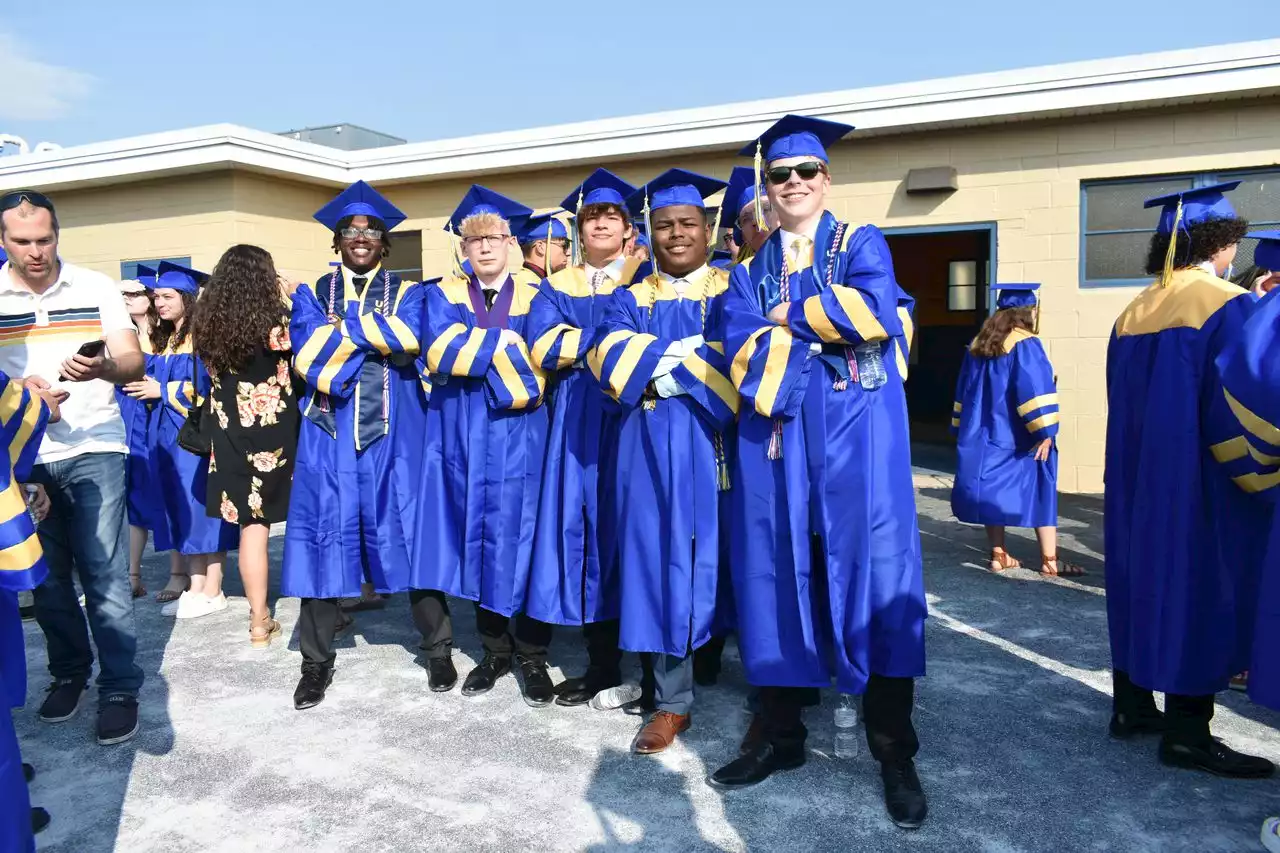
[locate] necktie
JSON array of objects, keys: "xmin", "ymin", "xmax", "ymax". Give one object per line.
[
  {"xmin": 790, "ymin": 237, "xmax": 813, "ymax": 271},
  {"xmin": 590, "ymin": 270, "xmax": 605, "ymax": 295},
  {"xmin": 484, "ymin": 288, "xmax": 498, "ymax": 309},
  {"xmin": 353, "ymin": 276, "xmax": 368, "ymax": 289}
]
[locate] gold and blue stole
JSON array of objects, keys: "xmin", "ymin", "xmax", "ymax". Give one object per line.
[{"xmin": 0, "ymin": 372, "xmax": 49, "ymax": 593}]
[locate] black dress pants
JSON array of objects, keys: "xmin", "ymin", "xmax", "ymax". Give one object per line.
[
  {"xmin": 582, "ymin": 618, "xmax": 624, "ymax": 675},
  {"xmin": 1112, "ymin": 669, "xmax": 1213, "ymax": 743},
  {"xmin": 760, "ymin": 675, "xmax": 919, "ymax": 763},
  {"xmin": 410, "ymin": 589, "xmax": 552, "ymax": 663}
]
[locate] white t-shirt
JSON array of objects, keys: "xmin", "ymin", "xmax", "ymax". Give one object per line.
[{"xmin": 0, "ymin": 260, "xmax": 136, "ymax": 464}]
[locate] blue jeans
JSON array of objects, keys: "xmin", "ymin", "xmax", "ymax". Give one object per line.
[{"xmin": 30, "ymin": 452, "xmax": 143, "ymax": 698}]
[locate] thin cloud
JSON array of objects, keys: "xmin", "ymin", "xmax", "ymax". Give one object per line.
[{"xmin": 0, "ymin": 32, "xmax": 93, "ymax": 121}]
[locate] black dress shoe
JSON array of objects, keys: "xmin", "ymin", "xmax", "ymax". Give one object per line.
[
  {"xmin": 707, "ymin": 742, "xmax": 806, "ymax": 789},
  {"xmin": 427, "ymin": 657, "xmax": 458, "ymax": 692},
  {"xmin": 22, "ymin": 762, "xmax": 34, "ymax": 783},
  {"xmin": 556, "ymin": 668, "xmax": 622, "ymax": 707},
  {"xmin": 461, "ymin": 653, "xmax": 511, "ymax": 697},
  {"xmin": 517, "ymin": 656, "xmax": 555, "ymax": 708},
  {"xmin": 31, "ymin": 807, "xmax": 50, "ymax": 834},
  {"xmin": 881, "ymin": 760, "xmax": 928, "ymax": 829},
  {"xmin": 1109, "ymin": 708, "xmax": 1165, "ymax": 739},
  {"xmin": 293, "ymin": 664, "xmax": 334, "ymax": 710},
  {"xmin": 1158, "ymin": 737, "xmax": 1276, "ymax": 779}
]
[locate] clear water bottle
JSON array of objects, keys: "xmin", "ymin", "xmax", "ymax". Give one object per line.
[
  {"xmin": 855, "ymin": 342, "xmax": 888, "ymax": 390},
  {"xmin": 23, "ymin": 484, "xmax": 39, "ymax": 524},
  {"xmin": 833, "ymin": 694, "xmax": 860, "ymax": 759}
]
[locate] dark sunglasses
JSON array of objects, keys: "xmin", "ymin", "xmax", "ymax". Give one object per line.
[
  {"xmin": 765, "ymin": 162, "xmax": 826, "ymax": 185},
  {"xmin": 0, "ymin": 190, "xmax": 55, "ymax": 213}
]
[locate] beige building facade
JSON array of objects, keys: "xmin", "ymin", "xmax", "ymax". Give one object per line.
[{"xmin": 4, "ymin": 40, "xmax": 1280, "ymax": 493}]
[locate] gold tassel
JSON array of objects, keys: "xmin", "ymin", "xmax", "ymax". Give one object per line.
[
  {"xmin": 1161, "ymin": 199, "xmax": 1183, "ymax": 288},
  {"xmin": 448, "ymin": 224, "xmax": 466, "ymax": 279},
  {"xmin": 708, "ymin": 204, "xmax": 723, "ymax": 264},
  {"xmin": 643, "ymin": 188, "xmax": 659, "ymax": 278},
  {"xmin": 572, "ymin": 186, "xmax": 585, "ymax": 267},
  {"xmin": 753, "ymin": 141, "xmax": 766, "ymax": 230}
]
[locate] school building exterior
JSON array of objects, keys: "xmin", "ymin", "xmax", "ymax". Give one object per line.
[{"xmin": 3, "ymin": 39, "xmax": 1279, "ymax": 494}]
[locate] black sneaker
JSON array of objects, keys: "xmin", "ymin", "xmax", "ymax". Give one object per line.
[
  {"xmin": 96, "ymin": 694, "xmax": 140, "ymax": 745},
  {"xmin": 38, "ymin": 678, "xmax": 87, "ymax": 723}
]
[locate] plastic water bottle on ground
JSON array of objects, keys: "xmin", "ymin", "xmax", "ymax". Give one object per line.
[
  {"xmin": 833, "ymin": 694, "xmax": 860, "ymax": 759},
  {"xmin": 854, "ymin": 342, "xmax": 888, "ymax": 390}
]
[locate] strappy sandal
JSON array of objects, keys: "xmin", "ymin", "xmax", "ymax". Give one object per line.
[
  {"xmin": 155, "ymin": 573, "xmax": 189, "ymax": 603},
  {"xmin": 1040, "ymin": 554, "xmax": 1086, "ymax": 577},
  {"xmin": 249, "ymin": 617, "xmax": 282, "ymax": 650},
  {"xmin": 129, "ymin": 572, "xmax": 146, "ymax": 599},
  {"xmin": 990, "ymin": 549, "xmax": 1021, "ymax": 573}
]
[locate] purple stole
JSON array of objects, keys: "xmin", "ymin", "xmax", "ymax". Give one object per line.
[{"xmin": 467, "ymin": 274, "xmax": 514, "ymax": 329}]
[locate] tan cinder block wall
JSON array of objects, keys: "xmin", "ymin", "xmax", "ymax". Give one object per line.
[{"xmin": 42, "ymin": 97, "xmax": 1280, "ymax": 493}]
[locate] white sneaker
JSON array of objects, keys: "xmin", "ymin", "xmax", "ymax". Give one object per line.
[
  {"xmin": 589, "ymin": 682, "xmax": 643, "ymax": 711},
  {"xmin": 174, "ymin": 592, "xmax": 229, "ymax": 620},
  {"xmin": 1262, "ymin": 817, "xmax": 1280, "ymax": 853},
  {"xmin": 160, "ymin": 591, "xmax": 189, "ymax": 617}
]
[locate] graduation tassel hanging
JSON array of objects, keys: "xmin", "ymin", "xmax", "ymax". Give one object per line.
[
  {"xmin": 571, "ymin": 186, "xmax": 585, "ymax": 267},
  {"xmin": 1161, "ymin": 199, "xmax": 1184, "ymax": 288},
  {"xmin": 448, "ymin": 224, "xmax": 466, "ymax": 279},
  {"xmin": 714, "ymin": 431, "xmax": 730, "ymax": 491},
  {"xmin": 708, "ymin": 204, "xmax": 723, "ymax": 264},
  {"xmin": 641, "ymin": 187, "xmax": 659, "ymax": 413},
  {"xmin": 752, "ymin": 140, "xmax": 766, "ymax": 230}
]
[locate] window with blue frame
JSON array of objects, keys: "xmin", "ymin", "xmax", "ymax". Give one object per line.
[
  {"xmin": 120, "ymin": 257, "xmax": 191, "ymax": 282},
  {"xmin": 1080, "ymin": 168, "xmax": 1280, "ymax": 287}
]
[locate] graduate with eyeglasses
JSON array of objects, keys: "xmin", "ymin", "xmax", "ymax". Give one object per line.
[
  {"xmin": 716, "ymin": 115, "xmax": 927, "ymax": 830},
  {"xmin": 411, "ymin": 186, "xmax": 559, "ymax": 707},
  {"xmin": 592, "ymin": 168, "xmax": 737, "ymax": 754},
  {"xmin": 516, "ymin": 212, "xmax": 572, "ymax": 282},
  {"xmin": 283, "ymin": 181, "xmax": 428, "ymax": 711}
]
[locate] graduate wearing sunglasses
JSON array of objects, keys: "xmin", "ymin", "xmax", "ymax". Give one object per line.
[{"xmin": 716, "ymin": 115, "xmax": 927, "ymax": 830}]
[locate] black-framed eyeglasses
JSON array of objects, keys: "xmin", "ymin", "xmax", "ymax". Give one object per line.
[
  {"xmin": 0, "ymin": 189, "xmax": 55, "ymax": 213},
  {"xmin": 765, "ymin": 162, "xmax": 826, "ymax": 185},
  {"xmin": 339, "ymin": 227, "xmax": 383, "ymax": 241},
  {"xmin": 550, "ymin": 240, "xmax": 571, "ymax": 251}
]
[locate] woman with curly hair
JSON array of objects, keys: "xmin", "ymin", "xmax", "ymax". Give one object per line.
[
  {"xmin": 191, "ymin": 244, "xmax": 299, "ymax": 648},
  {"xmin": 950, "ymin": 283, "xmax": 1083, "ymax": 577}
]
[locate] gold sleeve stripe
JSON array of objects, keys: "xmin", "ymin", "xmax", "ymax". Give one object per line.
[
  {"xmin": 802, "ymin": 296, "xmax": 843, "ymax": 344},
  {"xmin": 426, "ymin": 324, "xmax": 466, "ymax": 372},
  {"xmin": 1016, "ymin": 393, "xmax": 1059, "ymax": 418},
  {"xmin": 1025, "ymin": 412, "xmax": 1060, "ymax": 433},
  {"xmin": 683, "ymin": 352, "xmax": 739, "ymax": 416},
  {"xmin": 1224, "ymin": 389, "xmax": 1280, "ymax": 448},
  {"xmin": 833, "ymin": 287, "xmax": 889, "ymax": 343}
]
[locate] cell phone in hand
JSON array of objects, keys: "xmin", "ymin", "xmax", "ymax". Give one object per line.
[{"xmin": 58, "ymin": 339, "xmax": 106, "ymax": 381}]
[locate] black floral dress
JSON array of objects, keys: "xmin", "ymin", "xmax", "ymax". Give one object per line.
[{"xmin": 205, "ymin": 324, "xmax": 299, "ymax": 524}]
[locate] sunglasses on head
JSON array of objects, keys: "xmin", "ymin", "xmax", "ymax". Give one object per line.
[
  {"xmin": 765, "ymin": 162, "xmax": 826, "ymax": 185},
  {"xmin": 0, "ymin": 190, "xmax": 55, "ymax": 213}
]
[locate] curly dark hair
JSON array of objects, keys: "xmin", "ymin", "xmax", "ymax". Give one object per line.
[
  {"xmin": 190, "ymin": 244, "xmax": 285, "ymax": 374},
  {"xmin": 149, "ymin": 291, "xmax": 198, "ymax": 354},
  {"xmin": 970, "ymin": 307, "xmax": 1036, "ymax": 359},
  {"xmin": 1144, "ymin": 216, "xmax": 1249, "ymax": 275}
]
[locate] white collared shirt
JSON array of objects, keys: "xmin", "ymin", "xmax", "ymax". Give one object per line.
[
  {"xmin": 584, "ymin": 256, "xmax": 630, "ymax": 285},
  {"xmin": 0, "ymin": 260, "xmax": 135, "ymax": 463},
  {"xmin": 659, "ymin": 264, "xmax": 712, "ymax": 299}
]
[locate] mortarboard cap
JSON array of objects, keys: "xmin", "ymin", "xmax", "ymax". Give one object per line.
[
  {"xmin": 625, "ymin": 168, "xmax": 728, "ymax": 217},
  {"xmin": 995, "ymin": 282, "xmax": 1040, "ymax": 311},
  {"xmin": 740, "ymin": 114, "xmax": 854, "ymax": 164},
  {"xmin": 446, "ymin": 185, "xmax": 533, "ymax": 235},
  {"xmin": 1143, "ymin": 181, "xmax": 1241, "ymax": 235},
  {"xmin": 561, "ymin": 169, "xmax": 637, "ymax": 213},
  {"xmin": 123, "ymin": 263, "xmax": 156, "ymax": 293},
  {"xmin": 518, "ymin": 213, "xmax": 569, "ymax": 246},
  {"xmin": 723, "ymin": 166, "xmax": 763, "ymax": 223},
  {"xmin": 155, "ymin": 261, "xmax": 208, "ymax": 295},
  {"xmin": 314, "ymin": 180, "xmax": 407, "ymax": 233},
  {"xmin": 1248, "ymin": 230, "xmax": 1280, "ymax": 272}
]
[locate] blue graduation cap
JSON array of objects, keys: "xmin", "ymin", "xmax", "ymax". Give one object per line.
[
  {"xmin": 1143, "ymin": 181, "xmax": 1241, "ymax": 235},
  {"xmin": 123, "ymin": 263, "xmax": 157, "ymax": 293},
  {"xmin": 1249, "ymin": 229, "xmax": 1280, "ymax": 272},
  {"xmin": 445, "ymin": 185, "xmax": 533, "ymax": 235},
  {"xmin": 155, "ymin": 261, "xmax": 208, "ymax": 295},
  {"xmin": 740, "ymin": 114, "xmax": 854, "ymax": 164},
  {"xmin": 625, "ymin": 169, "xmax": 728, "ymax": 217},
  {"xmin": 995, "ymin": 282, "xmax": 1040, "ymax": 310},
  {"xmin": 518, "ymin": 213, "xmax": 569, "ymax": 246},
  {"xmin": 314, "ymin": 180, "xmax": 407, "ymax": 233},
  {"xmin": 722, "ymin": 166, "xmax": 763, "ymax": 224},
  {"xmin": 560, "ymin": 169, "xmax": 637, "ymax": 213}
]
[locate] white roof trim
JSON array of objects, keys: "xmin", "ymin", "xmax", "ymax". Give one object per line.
[{"xmin": 4, "ymin": 38, "xmax": 1279, "ymax": 192}]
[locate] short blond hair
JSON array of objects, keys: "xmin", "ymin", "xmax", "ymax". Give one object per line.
[{"xmin": 459, "ymin": 212, "xmax": 509, "ymax": 239}]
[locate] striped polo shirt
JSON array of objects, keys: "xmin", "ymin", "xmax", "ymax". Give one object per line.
[{"xmin": 0, "ymin": 260, "xmax": 135, "ymax": 464}]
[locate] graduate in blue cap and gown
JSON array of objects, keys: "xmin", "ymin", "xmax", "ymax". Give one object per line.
[
  {"xmin": 591, "ymin": 168, "xmax": 737, "ymax": 754},
  {"xmin": 713, "ymin": 115, "xmax": 928, "ymax": 829},
  {"xmin": 412, "ymin": 185, "xmax": 559, "ymax": 707},
  {"xmin": 950, "ymin": 283, "xmax": 1084, "ymax": 577},
  {"xmin": 524, "ymin": 169, "xmax": 651, "ymax": 708},
  {"xmin": 1105, "ymin": 182, "xmax": 1274, "ymax": 778},
  {"xmin": 722, "ymin": 165, "xmax": 777, "ymax": 261},
  {"xmin": 0, "ymin": 374, "xmax": 56, "ymax": 853},
  {"xmin": 134, "ymin": 262, "xmax": 237, "ymax": 621},
  {"xmin": 516, "ymin": 212, "xmax": 572, "ymax": 283},
  {"xmin": 284, "ymin": 180, "xmax": 429, "ymax": 710}
]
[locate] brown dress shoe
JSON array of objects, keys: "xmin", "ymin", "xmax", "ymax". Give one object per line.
[
  {"xmin": 739, "ymin": 713, "xmax": 766, "ymax": 755},
  {"xmin": 633, "ymin": 711, "xmax": 691, "ymax": 754}
]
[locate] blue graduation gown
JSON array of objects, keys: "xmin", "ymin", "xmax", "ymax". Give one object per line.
[
  {"xmin": 723, "ymin": 213, "xmax": 927, "ymax": 695},
  {"xmin": 1207, "ymin": 287, "xmax": 1280, "ymax": 708},
  {"xmin": 117, "ymin": 342, "xmax": 172, "ymax": 550},
  {"xmin": 592, "ymin": 267, "xmax": 738, "ymax": 656},
  {"xmin": 1105, "ymin": 268, "xmax": 1271, "ymax": 697},
  {"xmin": 950, "ymin": 330, "xmax": 1059, "ymax": 528},
  {"xmin": 0, "ymin": 371, "xmax": 51, "ymax": 853},
  {"xmin": 149, "ymin": 341, "xmax": 238, "ymax": 555},
  {"xmin": 282, "ymin": 270, "xmax": 427, "ymax": 600},
  {"xmin": 411, "ymin": 274, "xmax": 548, "ymax": 617},
  {"xmin": 523, "ymin": 259, "xmax": 643, "ymax": 626}
]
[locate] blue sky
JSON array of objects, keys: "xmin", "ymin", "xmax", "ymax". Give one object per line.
[{"xmin": 3, "ymin": 1, "xmax": 1278, "ymax": 148}]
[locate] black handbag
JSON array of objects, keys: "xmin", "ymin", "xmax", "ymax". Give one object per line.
[{"xmin": 176, "ymin": 355, "xmax": 212, "ymax": 457}]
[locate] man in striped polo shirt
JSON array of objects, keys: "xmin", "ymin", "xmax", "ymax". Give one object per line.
[{"xmin": 0, "ymin": 190, "xmax": 146, "ymax": 745}]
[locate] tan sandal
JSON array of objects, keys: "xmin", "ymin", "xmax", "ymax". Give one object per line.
[
  {"xmin": 155, "ymin": 574, "xmax": 189, "ymax": 603},
  {"xmin": 1040, "ymin": 554, "xmax": 1086, "ymax": 577},
  {"xmin": 250, "ymin": 617, "xmax": 282, "ymax": 650},
  {"xmin": 990, "ymin": 549, "xmax": 1021, "ymax": 573}
]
